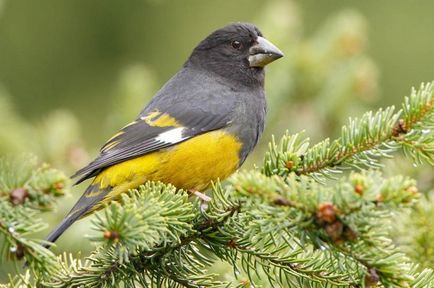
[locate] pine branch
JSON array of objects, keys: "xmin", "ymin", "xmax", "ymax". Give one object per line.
[
  {"xmin": 409, "ymin": 266, "xmax": 434, "ymax": 288},
  {"xmin": 41, "ymin": 168, "xmax": 434, "ymax": 287},
  {"xmin": 0, "ymin": 154, "xmax": 68, "ymax": 275},
  {"xmin": 263, "ymin": 82, "xmax": 434, "ymax": 182},
  {"xmin": 0, "ymin": 154, "xmax": 68, "ymax": 209},
  {"xmin": 230, "ymin": 170, "xmax": 425, "ymax": 287},
  {"xmin": 1, "ymin": 270, "xmax": 33, "ymax": 288},
  {"xmin": 89, "ymin": 182, "xmax": 196, "ymax": 262},
  {"xmin": 42, "ymin": 183, "xmax": 236, "ymax": 288},
  {"xmin": 2, "ymin": 82, "xmax": 434, "ymax": 287},
  {"xmin": 392, "ymin": 192, "xmax": 434, "ymax": 270},
  {"xmin": 0, "ymin": 199, "xmax": 58, "ymax": 274}
]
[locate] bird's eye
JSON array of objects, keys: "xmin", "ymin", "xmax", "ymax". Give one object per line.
[{"xmin": 231, "ymin": 40, "xmax": 242, "ymax": 50}]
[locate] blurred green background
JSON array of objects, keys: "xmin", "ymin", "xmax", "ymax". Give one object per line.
[
  {"xmin": 1, "ymin": 0, "xmax": 433, "ymax": 145},
  {"xmin": 0, "ymin": 0, "xmax": 433, "ymax": 281}
]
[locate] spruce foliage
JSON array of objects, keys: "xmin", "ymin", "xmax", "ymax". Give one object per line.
[{"xmin": 0, "ymin": 82, "xmax": 433, "ymax": 287}]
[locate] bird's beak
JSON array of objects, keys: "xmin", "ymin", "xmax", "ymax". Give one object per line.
[{"xmin": 248, "ymin": 36, "xmax": 284, "ymax": 68}]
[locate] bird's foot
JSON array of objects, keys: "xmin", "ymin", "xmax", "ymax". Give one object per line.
[
  {"xmin": 189, "ymin": 190, "xmax": 211, "ymax": 211},
  {"xmin": 190, "ymin": 190, "xmax": 212, "ymax": 202}
]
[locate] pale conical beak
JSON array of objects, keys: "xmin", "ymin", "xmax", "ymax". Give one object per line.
[{"xmin": 248, "ymin": 36, "xmax": 284, "ymax": 68}]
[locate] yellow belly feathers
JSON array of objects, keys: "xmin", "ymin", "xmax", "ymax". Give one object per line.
[{"xmin": 91, "ymin": 130, "xmax": 242, "ymax": 206}]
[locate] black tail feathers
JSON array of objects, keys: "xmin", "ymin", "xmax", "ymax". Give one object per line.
[
  {"xmin": 42, "ymin": 183, "xmax": 110, "ymax": 249},
  {"xmin": 43, "ymin": 213, "xmax": 82, "ymax": 249}
]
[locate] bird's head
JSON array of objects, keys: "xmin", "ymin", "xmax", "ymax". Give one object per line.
[{"xmin": 187, "ymin": 22, "xmax": 284, "ymax": 86}]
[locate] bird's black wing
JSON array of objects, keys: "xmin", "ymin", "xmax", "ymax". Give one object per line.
[
  {"xmin": 72, "ymin": 65, "xmax": 240, "ymax": 185},
  {"xmin": 72, "ymin": 109, "xmax": 232, "ymax": 184}
]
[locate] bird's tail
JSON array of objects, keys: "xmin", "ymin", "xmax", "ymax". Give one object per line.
[
  {"xmin": 43, "ymin": 181, "xmax": 112, "ymax": 249},
  {"xmin": 43, "ymin": 212, "xmax": 82, "ymax": 249}
]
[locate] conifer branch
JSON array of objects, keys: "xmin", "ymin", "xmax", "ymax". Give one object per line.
[
  {"xmin": 230, "ymin": 170, "xmax": 423, "ymax": 286},
  {"xmin": 42, "ymin": 183, "xmax": 238, "ymax": 288},
  {"xmin": 0, "ymin": 154, "xmax": 68, "ymax": 274},
  {"xmin": 392, "ymin": 192, "xmax": 434, "ymax": 270},
  {"xmin": 41, "ymin": 169, "xmax": 433, "ymax": 287},
  {"xmin": 263, "ymin": 82, "xmax": 434, "ymax": 181},
  {"xmin": 1, "ymin": 82, "xmax": 434, "ymax": 287}
]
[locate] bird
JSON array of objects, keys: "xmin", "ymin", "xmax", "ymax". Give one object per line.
[{"xmin": 45, "ymin": 22, "xmax": 283, "ymax": 246}]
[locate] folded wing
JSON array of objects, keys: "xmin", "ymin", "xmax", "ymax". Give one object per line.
[{"xmin": 72, "ymin": 110, "xmax": 232, "ymax": 184}]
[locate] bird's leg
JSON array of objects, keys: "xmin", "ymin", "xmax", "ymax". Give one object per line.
[
  {"xmin": 189, "ymin": 190, "xmax": 211, "ymax": 211},
  {"xmin": 189, "ymin": 190, "xmax": 212, "ymax": 202}
]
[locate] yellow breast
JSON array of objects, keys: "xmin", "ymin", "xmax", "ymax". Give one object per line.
[{"xmin": 94, "ymin": 130, "xmax": 242, "ymax": 204}]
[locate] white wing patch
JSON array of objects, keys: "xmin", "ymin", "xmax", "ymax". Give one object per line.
[{"xmin": 155, "ymin": 127, "xmax": 188, "ymax": 144}]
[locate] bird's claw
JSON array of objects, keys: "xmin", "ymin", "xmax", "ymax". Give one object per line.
[{"xmin": 189, "ymin": 190, "xmax": 211, "ymax": 211}]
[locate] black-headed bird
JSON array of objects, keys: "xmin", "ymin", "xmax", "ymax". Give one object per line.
[{"xmin": 45, "ymin": 22, "xmax": 283, "ymax": 245}]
